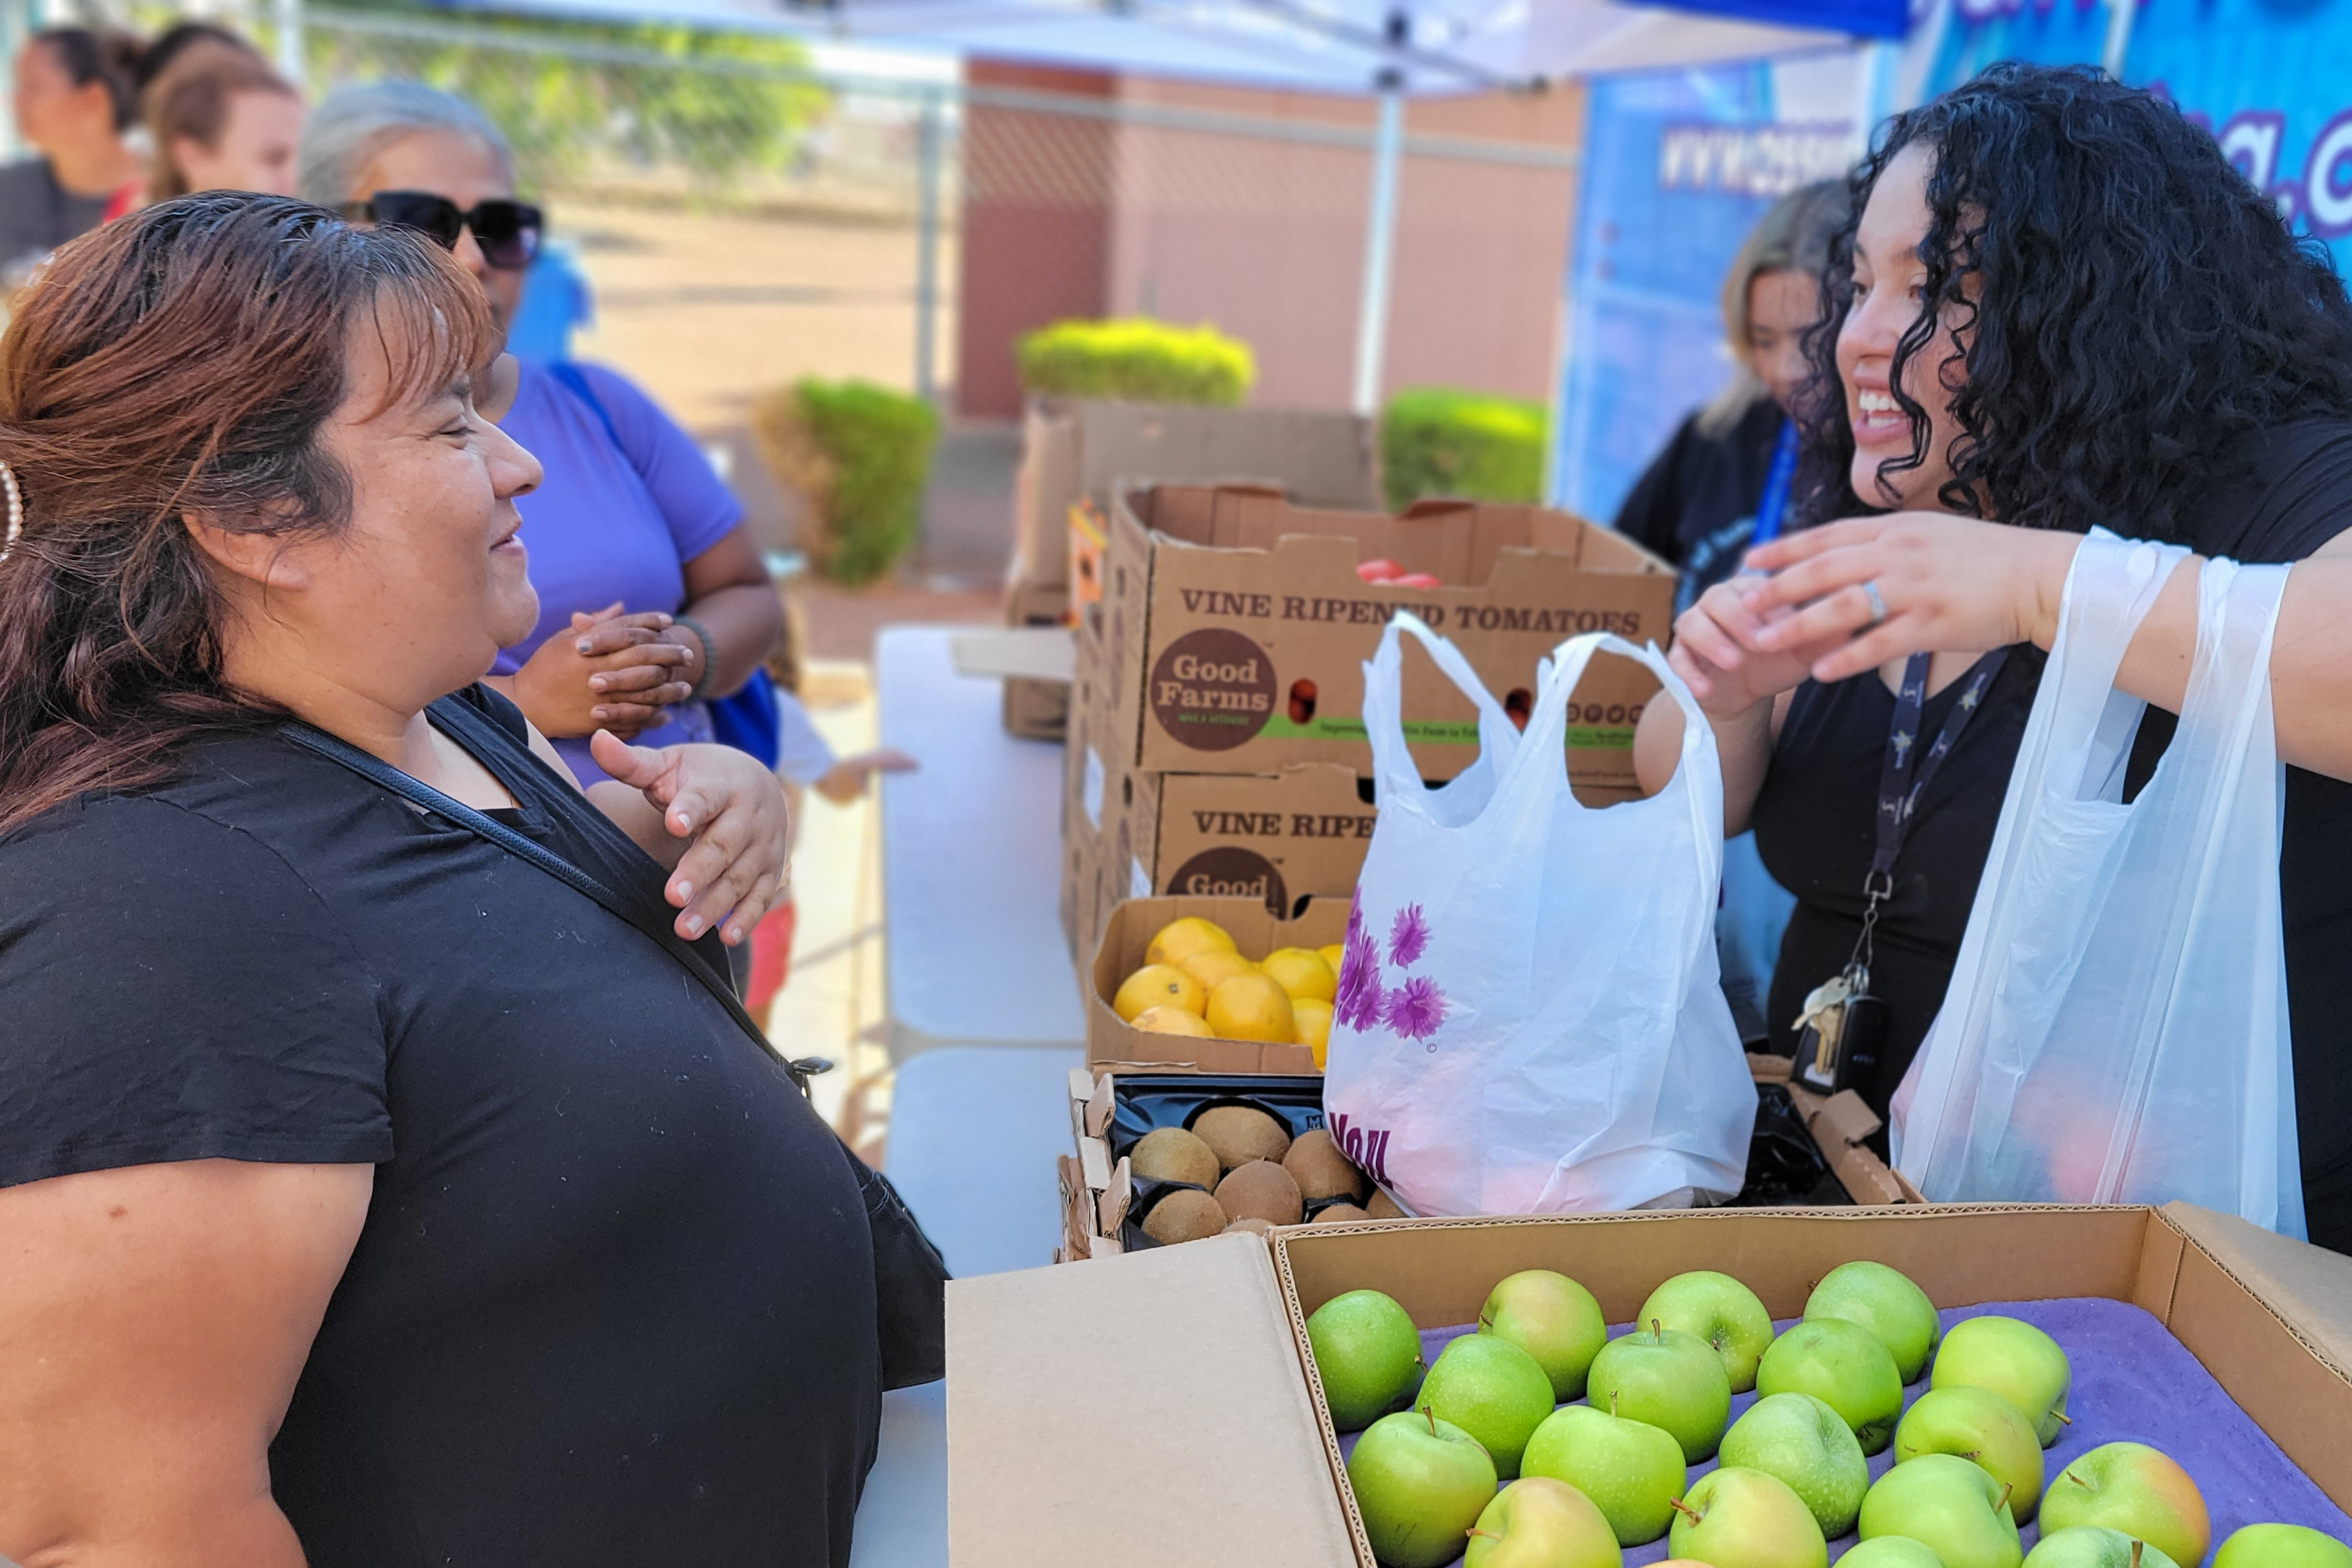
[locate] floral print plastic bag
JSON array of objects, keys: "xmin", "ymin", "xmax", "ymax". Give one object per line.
[{"xmin": 1321, "ymin": 613, "xmax": 1755, "ymax": 1215}]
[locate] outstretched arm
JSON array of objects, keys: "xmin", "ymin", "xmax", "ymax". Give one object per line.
[{"xmin": 1739, "ymin": 516, "xmax": 2352, "ymax": 780}]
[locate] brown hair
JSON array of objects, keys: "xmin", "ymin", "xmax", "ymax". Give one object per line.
[
  {"xmin": 0, "ymin": 192, "xmax": 491, "ymax": 838},
  {"xmin": 147, "ymin": 55, "xmax": 301, "ymax": 201},
  {"xmin": 31, "ymin": 26, "xmax": 149, "ymax": 132}
]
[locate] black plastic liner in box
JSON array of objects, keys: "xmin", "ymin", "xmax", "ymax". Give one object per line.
[{"xmin": 1112, "ymin": 1075, "xmax": 1846, "ymax": 1249}]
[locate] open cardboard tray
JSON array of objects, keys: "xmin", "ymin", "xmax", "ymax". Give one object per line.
[
  {"xmin": 950, "ymin": 1204, "xmax": 2352, "ymax": 1568},
  {"xmin": 1085, "ymin": 894, "xmax": 1350, "ymax": 1072},
  {"xmin": 1054, "ymin": 1058, "xmax": 1914, "ymax": 1263}
]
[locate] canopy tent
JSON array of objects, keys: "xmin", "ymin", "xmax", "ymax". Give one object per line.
[{"xmin": 418, "ymin": 0, "xmax": 1903, "ymax": 96}]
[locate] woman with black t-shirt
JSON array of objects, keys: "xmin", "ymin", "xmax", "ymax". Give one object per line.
[
  {"xmin": 0, "ymin": 196, "xmax": 884, "ymax": 1565},
  {"xmin": 1637, "ymin": 64, "xmax": 2352, "ymax": 1252}
]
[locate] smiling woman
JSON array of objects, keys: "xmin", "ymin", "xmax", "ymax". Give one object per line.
[{"xmin": 0, "ymin": 195, "xmax": 896, "ymax": 1567}]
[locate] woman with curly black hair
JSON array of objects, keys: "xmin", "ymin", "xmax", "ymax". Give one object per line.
[{"xmin": 1637, "ymin": 61, "xmax": 2352, "ymax": 1249}]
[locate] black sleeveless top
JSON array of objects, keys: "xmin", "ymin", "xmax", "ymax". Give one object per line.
[
  {"xmin": 0, "ymin": 684, "xmax": 881, "ymax": 1564},
  {"xmin": 1751, "ymin": 419, "xmax": 2352, "ymax": 1254}
]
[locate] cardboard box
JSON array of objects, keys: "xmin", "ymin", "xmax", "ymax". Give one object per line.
[
  {"xmin": 1084, "ymin": 895, "xmax": 1345, "ymax": 1072},
  {"xmin": 1002, "ymin": 572, "xmax": 1072, "ymax": 740},
  {"xmin": 1087, "ymin": 485, "xmax": 1677, "ymax": 785},
  {"xmin": 1014, "ymin": 398, "xmax": 1380, "ymax": 595},
  {"xmin": 949, "ymin": 1204, "xmax": 2352, "ymax": 1567}
]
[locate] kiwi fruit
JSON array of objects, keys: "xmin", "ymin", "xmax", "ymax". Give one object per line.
[
  {"xmin": 1222, "ymin": 1217, "xmax": 1275, "ymax": 1237},
  {"xmin": 1192, "ymin": 1105, "xmax": 1291, "ymax": 1169},
  {"xmin": 1140, "ymin": 1188, "xmax": 1228, "ymax": 1245},
  {"xmin": 1130, "ymin": 1126, "xmax": 1220, "ymax": 1189},
  {"xmin": 1312, "ymin": 1203, "xmax": 1370, "ymax": 1224},
  {"xmin": 1215, "ymin": 1159, "xmax": 1304, "ymax": 1226},
  {"xmin": 1365, "ymin": 1188, "xmax": 1406, "ymax": 1220},
  {"xmin": 1282, "ymin": 1128, "xmax": 1366, "ymax": 1202}
]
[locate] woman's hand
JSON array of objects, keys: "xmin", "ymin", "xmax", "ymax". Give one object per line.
[
  {"xmin": 1739, "ymin": 514, "xmax": 2082, "ymax": 682},
  {"xmin": 510, "ymin": 603, "xmax": 696, "ymax": 740},
  {"xmin": 1666, "ymin": 575, "xmax": 1844, "ymax": 716},
  {"xmin": 588, "ymin": 733, "xmax": 790, "ymax": 946}
]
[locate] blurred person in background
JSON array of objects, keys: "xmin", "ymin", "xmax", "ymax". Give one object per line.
[
  {"xmin": 2, "ymin": 28, "xmax": 147, "ymax": 282},
  {"xmin": 145, "ymin": 52, "xmax": 304, "ymax": 201},
  {"xmin": 1616, "ymin": 179, "xmax": 1851, "ymax": 615},
  {"xmin": 1614, "ymin": 180, "xmax": 1849, "ymax": 1043},
  {"xmin": 297, "ymin": 82, "xmax": 785, "ymax": 794}
]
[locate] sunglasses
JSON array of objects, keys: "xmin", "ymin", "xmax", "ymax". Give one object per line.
[{"xmin": 340, "ymin": 191, "xmax": 543, "ymax": 270}]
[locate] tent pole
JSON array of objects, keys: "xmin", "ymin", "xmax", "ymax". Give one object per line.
[
  {"xmin": 274, "ymin": 0, "xmax": 305, "ymax": 82},
  {"xmin": 2100, "ymin": 0, "xmax": 2138, "ymax": 80},
  {"xmin": 1351, "ymin": 82, "xmax": 1403, "ymax": 419},
  {"xmin": 913, "ymin": 87, "xmax": 943, "ymax": 406}
]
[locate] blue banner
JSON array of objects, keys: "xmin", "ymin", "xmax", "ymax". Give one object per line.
[{"xmin": 1549, "ymin": 59, "xmax": 1862, "ymax": 522}]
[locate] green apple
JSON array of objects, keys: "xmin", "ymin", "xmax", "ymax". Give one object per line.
[
  {"xmin": 1930, "ymin": 1316, "xmax": 2072, "ymax": 1447},
  {"xmin": 1520, "ymin": 1400, "xmax": 1686, "ymax": 1546},
  {"xmin": 1859, "ymin": 1451, "xmax": 2024, "ymax": 1568},
  {"xmin": 1482, "ymin": 1270, "xmax": 1609, "ymax": 1401},
  {"xmin": 1638, "ymin": 1270, "xmax": 1775, "ymax": 1393},
  {"xmin": 1841, "ymin": 1539, "xmax": 1951, "ymax": 1568},
  {"xmin": 2216, "ymin": 1526, "xmax": 2352, "ymax": 1568},
  {"xmin": 1755, "ymin": 1317, "xmax": 1905, "ymax": 1455},
  {"xmin": 1587, "ymin": 1323, "xmax": 1733, "ymax": 1464},
  {"xmin": 1719, "ymin": 1391, "xmax": 1869, "ymax": 1537},
  {"xmin": 2028, "ymin": 1527, "xmax": 2185, "ymax": 1568},
  {"xmin": 1420, "ymin": 1331, "xmax": 1559, "ymax": 1480},
  {"xmin": 1895, "ymin": 1384, "xmax": 2047, "ymax": 1522},
  {"xmin": 1806, "ymin": 1260, "xmax": 1943, "ymax": 1383},
  {"xmin": 1347, "ymin": 1409, "xmax": 1501, "ymax": 1568},
  {"xmin": 1464, "ymin": 1476, "xmax": 1623, "ymax": 1568},
  {"xmin": 2040, "ymin": 1443, "xmax": 2212, "ymax": 1568},
  {"xmin": 1666, "ymin": 1466, "xmax": 1828, "ymax": 1568},
  {"xmin": 1308, "ymin": 1289, "xmax": 1426, "ymax": 1433}
]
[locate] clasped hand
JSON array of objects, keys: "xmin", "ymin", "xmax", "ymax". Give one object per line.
[
  {"xmin": 588, "ymin": 732, "xmax": 790, "ymax": 946},
  {"xmin": 512, "ymin": 602, "xmax": 697, "ymax": 740}
]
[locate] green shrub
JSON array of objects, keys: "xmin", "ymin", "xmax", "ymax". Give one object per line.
[
  {"xmin": 1380, "ymin": 387, "xmax": 1549, "ymax": 510},
  {"xmin": 1016, "ymin": 317, "xmax": 1254, "ymax": 407},
  {"xmin": 751, "ymin": 379, "xmax": 940, "ymax": 586}
]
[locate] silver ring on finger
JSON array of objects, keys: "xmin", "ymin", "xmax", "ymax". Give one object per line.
[{"xmin": 1861, "ymin": 579, "xmax": 1889, "ymax": 628}]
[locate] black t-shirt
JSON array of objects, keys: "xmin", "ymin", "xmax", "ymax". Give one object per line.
[
  {"xmin": 0, "ymin": 686, "xmax": 880, "ymax": 1565},
  {"xmin": 1753, "ymin": 419, "xmax": 2352, "ymax": 1253},
  {"xmin": 1614, "ymin": 395, "xmax": 1786, "ymax": 607},
  {"xmin": 0, "ymin": 157, "xmax": 108, "ymax": 278}
]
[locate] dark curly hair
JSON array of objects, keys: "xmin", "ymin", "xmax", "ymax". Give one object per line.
[{"xmin": 1791, "ymin": 62, "xmax": 2352, "ymax": 539}]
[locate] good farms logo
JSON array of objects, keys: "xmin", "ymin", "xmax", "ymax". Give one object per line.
[
  {"xmin": 1149, "ymin": 628, "xmax": 1276, "ymax": 751},
  {"xmin": 1166, "ymin": 847, "xmax": 1288, "ymax": 917}
]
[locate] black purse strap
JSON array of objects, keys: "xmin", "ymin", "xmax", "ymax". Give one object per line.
[{"xmin": 281, "ymin": 720, "xmax": 826, "ymax": 1083}]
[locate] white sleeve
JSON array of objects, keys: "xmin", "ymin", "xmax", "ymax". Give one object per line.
[{"xmin": 770, "ymin": 689, "xmax": 839, "ymax": 787}]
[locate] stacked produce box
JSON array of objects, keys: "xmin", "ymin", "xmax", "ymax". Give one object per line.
[
  {"xmin": 1060, "ymin": 480, "xmax": 1681, "ymax": 961},
  {"xmin": 1001, "ymin": 398, "xmax": 1380, "ymax": 740}
]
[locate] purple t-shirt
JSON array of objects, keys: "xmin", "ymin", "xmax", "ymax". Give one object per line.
[{"xmin": 494, "ymin": 361, "xmax": 742, "ymax": 787}]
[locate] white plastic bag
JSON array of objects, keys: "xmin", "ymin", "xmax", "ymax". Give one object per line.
[
  {"xmin": 1321, "ymin": 614, "xmax": 1755, "ymax": 1216},
  {"xmin": 1892, "ymin": 531, "xmax": 2304, "ymax": 1237}
]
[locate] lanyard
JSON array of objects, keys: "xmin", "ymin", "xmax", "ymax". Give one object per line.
[
  {"xmin": 1748, "ymin": 418, "xmax": 1801, "ymax": 548},
  {"xmin": 1868, "ymin": 648, "xmax": 2010, "ymax": 905}
]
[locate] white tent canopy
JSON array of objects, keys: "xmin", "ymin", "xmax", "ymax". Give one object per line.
[{"xmin": 430, "ymin": 0, "xmax": 1864, "ymax": 95}]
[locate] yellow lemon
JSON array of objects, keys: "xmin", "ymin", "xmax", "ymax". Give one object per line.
[
  {"xmin": 1206, "ymin": 973, "xmax": 1297, "ymax": 1044},
  {"xmin": 1292, "ymin": 998, "xmax": 1334, "ymax": 1068},
  {"xmin": 1133, "ymin": 1005, "xmax": 1214, "ymax": 1037},
  {"xmin": 1318, "ymin": 943, "xmax": 1345, "ymax": 974},
  {"xmin": 1261, "ymin": 947, "xmax": 1338, "ymax": 1005},
  {"xmin": 1178, "ymin": 948, "xmax": 1259, "ymax": 993},
  {"xmin": 1113, "ymin": 963, "xmax": 1205, "ymax": 1022},
  {"xmin": 1146, "ymin": 915, "xmax": 1238, "ymax": 969}
]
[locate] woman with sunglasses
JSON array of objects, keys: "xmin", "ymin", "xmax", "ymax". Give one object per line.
[{"xmin": 297, "ymin": 83, "xmax": 784, "ymax": 792}]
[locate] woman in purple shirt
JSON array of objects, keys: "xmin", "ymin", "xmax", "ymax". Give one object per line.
[{"xmin": 297, "ymin": 82, "xmax": 781, "ymax": 788}]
